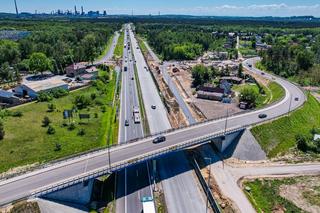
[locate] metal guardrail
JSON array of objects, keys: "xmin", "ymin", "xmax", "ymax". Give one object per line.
[
  {"xmin": 192, "ymin": 158, "xmax": 221, "ymax": 213},
  {"xmin": 27, "ymin": 126, "xmax": 246, "ymax": 200}
]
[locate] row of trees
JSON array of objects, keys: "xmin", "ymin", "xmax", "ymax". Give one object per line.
[{"xmin": 0, "ymin": 20, "xmax": 119, "ymax": 83}]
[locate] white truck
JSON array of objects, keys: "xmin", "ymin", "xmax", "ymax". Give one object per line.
[{"xmin": 141, "ymin": 196, "xmax": 156, "ymax": 213}]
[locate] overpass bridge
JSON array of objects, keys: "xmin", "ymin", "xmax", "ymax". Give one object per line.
[{"xmin": 0, "ymin": 58, "xmax": 306, "ymax": 206}]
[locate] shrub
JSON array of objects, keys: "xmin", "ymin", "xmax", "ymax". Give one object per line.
[
  {"xmin": 68, "ymin": 123, "xmax": 76, "ymax": 131},
  {"xmin": 77, "ymin": 129, "xmax": 86, "ymax": 136},
  {"xmin": 51, "ymin": 88, "xmax": 68, "ymax": 98},
  {"xmin": 47, "ymin": 125, "xmax": 55, "ymax": 135},
  {"xmin": 90, "ymin": 93, "xmax": 97, "ymax": 100},
  {"xmin": 101, "ymin": 105, "xmax": 107, "ymax": 113},
  {"xmin": 296, "ymin": 134, "xmax": 309, "ymax": 152},
  {"xmin": 94, "ymin": 113, "xmax": 98, "ymax": 118},
  {"xmin": 0, "ymin": 121, "xmax": 5, "ymax": 140},
  {"xmin": 42, "ymin": 116, "xmax": 51, "ymax": 127},
  {"xmin": 47, "ymin": 103, "xmax": 56, "ymax": 112},
  {"xmin": 54, "ymin": 143, "xmax": 61, "ymax": 151},
  {"xmin": 74, "ymin": 95, "xmax": 92, "ymax": 109},
  {"xmin": 37, "ymin": 92, "xmax": 52, "ymax": 102},
  {"xmin": 11, "ymin": 111, "xmax": 23, "ymax": 117}
]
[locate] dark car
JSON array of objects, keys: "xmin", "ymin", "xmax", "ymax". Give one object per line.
[
  {"xmin": 295, "ymin": 97, "xmax": 299, "ymax": 101},
  {"xmin": 151, "ymin": 105, "xmax": 156, "ymax": 109},
  {"xmin": 258, "ymin": 114, "xmax": 267, "ymax": 119},
  {"xmin": 125, "ymin": 120, "xmax": 129, "ymax": 126},
  {"xmin": 153, "ymin": 136, "xmax": 166, "ymax": 144}
]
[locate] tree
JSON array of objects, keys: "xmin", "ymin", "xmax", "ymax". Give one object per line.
[
  {"xmin": 42, "ymin": 116, "xmax": 51, "ymax": 127},
  {"xmin": 296, "ymin": 50, "xmax": 313, "ymax": 71},
  {"xmin": 0, "ymin": 40, "xmax": 20, "ymax": 65},
  {"xmin": 192, "ymin": 64, "xmax": 212, "ymax": 87},
  {"xmin": 239, "ymin": 87, "xmax": 258, "ymax": 106},
  {"xmin": 29, "ymin": 52, "xmax": 52, "ymax": 75},
  {"xmin": 47, "ymin": 103, "xmax": 56, "ymax": 112},
  {"xmin": 238, "ymin": 63, "xmax": 243, "ymax": 78},
  {"xmin": 0, "ymin": 62, "xmax": 14, "ymax": 83},
  {"xmin": 0, "ymin": 121, "xmax": 5, "ymax": 140},
  {"xmin": 74, "ymin": 95, "xmax": 91, "ymax": 109}
]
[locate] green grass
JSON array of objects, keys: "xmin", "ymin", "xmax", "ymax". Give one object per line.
[
  {"xmin": 244, "ymin": 178, "xmax": 304, "ymax": 213},
  {"xmin": 0, "ymin": 72, "xmax": 117, "ymax": 173},
  {"xmin": 113, "ymin": 30, "xmax": 124, "ymax": 59},
  {"xmin": 97, "ymin": 34, "xmax": 114, "ymax": 61},
  {"xmin": 233, "ymin": 83, "xmax": 270, "ymax": 108},
  {"xmin": 269, "ymin": 82, "xmax": 285, "ymax": 104},
  {"xmin": 251, "ymin": 94, "xmax": 320, "ymax": 158}
]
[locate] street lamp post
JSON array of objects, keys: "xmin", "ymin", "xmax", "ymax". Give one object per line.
[{"xmin": 204, "ymin": 157, "xmax": 212, "ymax": 213}]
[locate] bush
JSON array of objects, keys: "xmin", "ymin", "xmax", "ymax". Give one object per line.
[
  {"xmin": 11, "ymin": 111, "xmax": 23, "ymax": 117},
  {"xmin": 77, "ymin": 129, "xmax": 86, "ymax": 136},
  {"xmin": 54, "ymin": 143, "xmax": 61, "ymax": 151},
  {"xmin": 240, "ymin": 87, "xmax": 259, "ymax": 106},
  {"xmin": 0, "ymin": 121, "xmax": 5, "ymax": 140},
  {"xmin": 90, "ymin": 93, "xmax": 97, "ymax": 100},
  {"xmin": 74, "ymin": 95, "xmax": 92, "ymax": 109},
  {"xmin": 37, "ymin": 92, "xmax": 53, "ymax": 102},
  {"xmin": 94, "ymin": 113, "xmax": 98, "ymax": 118},
  {"xmin": 47, "ymin": 103, "xmax": 56, "ymax": 112},
  {"xmin": 68, "ymin": 123, "xmax": 76, "ymax": 131},
  {"xmin": 42, "ymin": 116, "xmax": 51, "ymax": 127},
  {"xmin": 296, "ymin": 134, "xmax": 309, "ymax": 152},
  {"xmin": 47, "ymin": 125, "xmax": 55, "ymax": 135},
  {"xmin": 51, "ymin": 88, "xmax": 69, "ymax": 98},
  {"xmin": 101, "ymin": 105, "xmax": 107, "ymax": 113}
]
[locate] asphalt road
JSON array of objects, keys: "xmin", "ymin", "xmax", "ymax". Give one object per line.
[
  {"xmin": 95, "ymin": 31, "xmax": 119, "ymax": 64},
  {"xmin": 116, "ymin": 25, "xmax": 152, "ymax": 213},
  {"xmin": 141, "ymin": 37, "xmax": 206, "ymax": 212},
  {"xmin": 0, "ymin": 55, "xmax": 306, "ymax": 206}
]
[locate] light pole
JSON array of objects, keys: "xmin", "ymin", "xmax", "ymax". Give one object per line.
[
  {"xmin": 204, "ymin": 157, "xmax": 212, "ymax": 213},
  {"xmin": 224, "ymin": 107, "xmax": 229, "ymax": 135}
]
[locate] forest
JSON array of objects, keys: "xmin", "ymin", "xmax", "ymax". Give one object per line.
[
  {"xmin": 259, "ymin": 34, "xmax": 320, "ymax": 86},
  {"xmin": 0, "ymin": 20, "xmax": 119, "ymax": 83}
]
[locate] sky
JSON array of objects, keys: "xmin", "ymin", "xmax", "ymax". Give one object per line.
[{"xmin": 1, "ymin": 0, "xmax": 320, "ymax": 17}]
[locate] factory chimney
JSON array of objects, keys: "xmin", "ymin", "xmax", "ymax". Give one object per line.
[
  {"xmin": 81, "ymin": 6, "xmax": 84, "ymax": 15},
  {"xmin": 74, "ymin": 5, "xmax": 77, "ymax": 15}
]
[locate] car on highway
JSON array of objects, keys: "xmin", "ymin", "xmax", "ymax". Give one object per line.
[
  {"xmin": 258, "ymin": 114, "xmax": 267, "ymax": 119},
  {"xmin": 125, "ymin": 120, "xmax": 129, "ymax": 126},
  {"xmin": 261, "ymin": 72, "xmax": 265, "ymax": 75},
  {"xmin": 295, "ymin": 97, "xmax": 299, "ymax": 101},
  {"xmin": 151, "ymin": 105, "xmax": 156, "ymax": 109},
  {"xmin": 153, "ymin": 136, "xmax": 166, "ymax": 144},
  {"xmin": 131, "ymin": 77, "xmax": 134, "ymax": 80},
  {"xmin": 248, "ymin": 64, "xmax": 252, "ymax": 68}
]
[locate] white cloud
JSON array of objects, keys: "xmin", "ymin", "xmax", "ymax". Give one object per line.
[{"xmin": 106, "ymin": 3, "xmax": 320, "ymax": 17}]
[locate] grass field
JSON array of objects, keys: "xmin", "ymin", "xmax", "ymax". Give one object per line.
[
  {"xmin": 251, "ymin": 94, "xmax": 320, "ymax": 158},
  {"xmin": 243, "ymin": 178, "xmax": 303, "ymax": 213},
  {"xmin": 113, "ymin": 30, "xmax": 124, "ymax": 59},
  {"xmin": 233, "ymin": 81, "xmax": 284, "ymax": 109},
  {"xmin": 0, "ymin": 71, "xmax": 117, "ymax": 173}
]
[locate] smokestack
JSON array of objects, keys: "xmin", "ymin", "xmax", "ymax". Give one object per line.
[
  {"xmin": 81, "ymin": 6, "xmax": 84, "ymax": 15},
  {"xmin": 74, "ymin": 5, "xmax": 77, "ymax": 15},
  {"xmin": 14, "ymin": 0, "xmax": 19, "ymax": 16}
]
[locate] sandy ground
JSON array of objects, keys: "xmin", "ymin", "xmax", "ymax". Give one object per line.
[{"xmin": 279, "ymin": 176, "xmax": 320, "ymax": 213}]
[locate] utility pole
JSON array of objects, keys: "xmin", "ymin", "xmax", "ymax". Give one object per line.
[
  {"xmin": 224, "ymin": 107, "xmax": 229, "ymax": 135},
  {"xmin": 14, "ymin": 0, "xmax": 19, "ymax": 17}
]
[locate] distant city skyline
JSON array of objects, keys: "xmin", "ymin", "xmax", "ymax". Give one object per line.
[{"xmin": 1, "ymin": 0, "xmax": 320, "ymax": 17}]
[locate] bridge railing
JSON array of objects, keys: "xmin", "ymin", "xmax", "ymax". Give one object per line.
[{"xmin": 30, "ymin": 126, "xmax": 246, "ymax": 198}]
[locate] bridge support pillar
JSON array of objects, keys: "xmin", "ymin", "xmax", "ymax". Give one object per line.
[
  {"xmin": 42, "ymin": 179, "xmax": 94, "ymax": 205},
  {"xmin": 211, "ymin": 130, "xmax": 243, "ymax": 152}
]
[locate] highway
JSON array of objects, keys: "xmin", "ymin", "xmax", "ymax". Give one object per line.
[
  {"xmin": 0, "ymin": 54, "xmax": 306, "ymax": 206},
  {"xmin": 141, "ymin": 37, "xmax": 206, "ymax": 212},
  {"xmin": 116, "ymin": 25, "xmax": 152, "ymax": 213}
]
